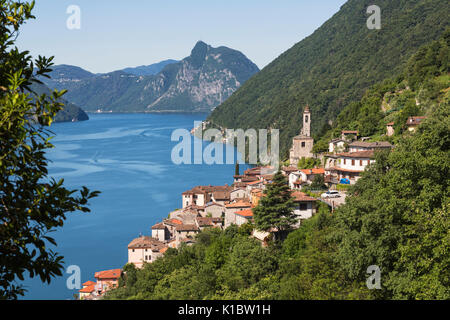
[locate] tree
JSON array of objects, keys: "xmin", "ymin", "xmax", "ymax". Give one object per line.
[
  {"xmin": 253, "ymin": 170, "xmax": 297, "ymax": 240},
  {"xmin": 0, "ymin": 0, "xmax": 99, "ymax": 299},
  {"xmin": 332, "ymin": 102, "xmax": 449, "ymax": 299},
  {"xmin": 235, "ymin": 161, "xmax": 240, "ymax": 176}
]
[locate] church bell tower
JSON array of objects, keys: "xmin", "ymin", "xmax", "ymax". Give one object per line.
[{"xmin": 302, "ymin": 105, "xmax": 311, "ymax": 137}]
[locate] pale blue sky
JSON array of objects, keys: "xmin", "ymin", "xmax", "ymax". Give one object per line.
[{"xmin": 16, "ymin": 0, "xmax": 347, "ymax": 73}]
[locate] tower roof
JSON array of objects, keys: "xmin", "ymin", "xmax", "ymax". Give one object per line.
[{"xmin": 304, "ymin": 105, "xmax": 310, "ymax": 113}]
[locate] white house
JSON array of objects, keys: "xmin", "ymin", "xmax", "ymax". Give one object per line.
[
  {"xmin": 127, "ymin": 236, "xmax": 167, "ymax": 268},
  {"xmin": 292, "ymin": 191, "xmax": 318, "ymax": 227},
  {"xmin": 325, "ymin": 151, "xmax": 376, "ymax": 185}
]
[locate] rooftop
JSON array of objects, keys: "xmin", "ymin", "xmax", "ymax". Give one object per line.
[
  {"xmin": 128, "ymin": 236, "xmax": 165, "ymax": 249},
  {"xmin": 175, "ymin": 224, "xmax": 200, "ymax": 232},
  {"xmin": 349, "ymin": 141, "xmax": 393, "ymax": 148},
  {"xmin": 94, "ymin": 269, "xmax": 121, "ymax": 280},
  {"xmin": 335, "ymin": 150, "xmax": 375, "ymax": 159},
  {"xmin": 291, "ymin": 191, "xmax": 317, "ymax": 202},
  {"xmin": 226, "ymin": 200, "xmax": 252, "ymax": 208},
  {"xmin": 235, "ymin": 209, "xmax": 254, "ymax": 218}
]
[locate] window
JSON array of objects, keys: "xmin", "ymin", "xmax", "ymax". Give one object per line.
[
  {"xmin": 305, "ymin": 116, "xmax": 309, "ymax": 123},
  {"xmin": 360, "ymin": 160, "xmax": 363, "ymax": 166},
  {"xmin": 132, "ymin": 249, "xmax": 135, "ymax": 252},
  {"xmin": 299, "ymin": 203, "xmax": 308, "ymax": 211},
  {"xmin": 343, "ymin": 159, "xmax": 346, "ymax": 165},
  {"xmin": 352, "ymin": 159, "xmax": 355, "ymax": 166},
  {"xmin": 145, "ymin": 255, "xmax": 148, "ymax": 260},
  {"xmin": 301, "ymin": 142, "xmax": 306, "ymax": 148}
]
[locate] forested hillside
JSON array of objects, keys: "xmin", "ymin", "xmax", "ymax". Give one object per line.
[
  {"xmin": 104, "ymin": 19, "xmax": 449, "ymax": 301},
  {"xmin": 313, "ymin": 29, "xmax": 450, "ymax": 152},
  {"xmin": 207, "ymin": 0, "xmax": 450, "ymax": 158}
]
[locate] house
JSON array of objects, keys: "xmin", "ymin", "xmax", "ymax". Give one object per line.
[
  {"xmin": 225, "ymin": 200, "xmax": 252, "ymax": 227},
  {"xmin": 230, "ymin": 188, "xmax": 248, "ymax": 201},
  {"xmin": 151, "ymin": 222, "xmax": 168, "ymax": 242},
  {"xmin": 79, "ymin": 281, "xmax": 96, "ymax": 300},
  {"xmin": 406, "ymin": 116, "xmax": 427, "ymax": 132},
  {"xmin": 348, "ymin": 141, "xmax": 393, "ymax": 153},
  {"xmin": 288, "ymin": 168, "xmax": 325, "ymax": 190},
  {"xmin": 128, "ymin": 236, "xmax": 167, "ymax": 268},
  {"xmin": 281, "ymin": 166, "xmax": 299, "ymax": 177},
  {"xmin": 250, "ymin": 188, "xmax": 263, "ymax": 206},
  {"xmin": 175, "ymin": 224, "xmax": 200, "ymax": 246},
  {"xmin": 325, "ymin": 151, "xmax": 376, "ymax": 185},
  {"xmin": 329, "ymin": 138, "xmax": 346, "ymax": 154},
  {"xmin": 163, "ymin": 218, "xmax": 183, "ymax": 238},
  {"xmin": 233, "ymin": 209, "xmax": 254, "ymax": 226},
  {"xmin": 386, "ymin": 122, "xmax": 395, "ymax": 136},
  {"xmin": 291, "ymin": 191, "xmax": 318, "ymax": 227},
  {"xmin": 182, "ymin": 187, "xmax": 207, "ymax": 208},
  {"xmin": 211, "ymin": 190, "xmax": 231, "ymax": 205},
  {"xmin": 341, "ymin": 130, "xmax": 359, "ymax": 141},
  {"xmin": 203, "ymin": 202, "xmax": 226, "ymax": 219},
  {"xmin": 94, "ymin": 269, "xmax": 122, "ymax": 295},
  {"xmin": 289, "ymin": 106, "xmax": 314, "ymax": 166},
  {"xmin": 195, "ymin": 217, "xmax": 223, "ymax": 230},
  {"xmin": 182, "ymin": 185, "xmax": 233, "ymax": 208}
]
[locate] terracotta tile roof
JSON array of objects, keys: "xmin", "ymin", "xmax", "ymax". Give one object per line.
[
  {"xmin": 94, "ymin": 269, "xmax": 121, "ymax": 280},
  {"xmin": 151, "ymin": 222, "xmax": 166, "ymax": 230},
  {"xmin": 79, "ymin": 284, "xmax": 96, "ymax": 293},
  {"xmin": 128, "ymin": 236, "xmax": 165, "ymax": 249},
  {"xmin": 342, "ymin": 130, "xmax": 359, "ymax": 134},
  {"xmin": 164, "ymin": 218, "xmax": 183, "ymax": 226},
  {"xmin": 226, "ymin": 200, "xmax": 252, "ymax": 208},
  {"xmin": 387, "ymin": 122, "xmax": 395, "ymax": 126},
  {"xmin": 234, "ymin": 209, "xmax": 254, "ymax": 218},
  {"xmin": 300, "ymin": 168, "xmax": 325, "ymax": 175},
  {"xmin": 282, "ymin": 166, "xmax": 298, "ymax": 173},
  {"xmin": 335, "ymin": 151, "xmax": 375, "ymax": 159},
  {"xmin": 232, "ymin": 182, "xmax": 247, "ymax": 188},
  {"xmin": 176, "ymin": 224, "xmax": 199, "ymax": 232},
  {"xmin": 327, "ymin": 166, "xmax": 364, "ymax": 173},
  {"xmin": 292, "ymin": 191, "xmax": 317, "ymax": 202},
  {"xmin": 196, "ymin": 217, "xmax": 217, "ymax": 226},
  {"xmin": 246, "ymin": 180, "xmax": 262, "ymax": 186},
  {"xmin": 213, "ymin": 191, "xmax": 230, "ymax": 200},
  {"xmin": 159, "ymin": 247, "xmax": 168, "ymax": 254},
  {"xmin": 82, "ymin": 281, "xmax": 96, "ymax": 287},
  {"xmin": 205, "ymin": 202, "xmax": 225, "ymax": 208}
]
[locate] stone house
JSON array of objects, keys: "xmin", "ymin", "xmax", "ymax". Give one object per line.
[
  {"xmin": 127, "ymin": 236, "xmax": 167, "ymax": 268},
  {"xmin": 203, "ymin": 202, "xmax": 226, "ymax": 219},
  {"xmin": 224, "ymin": 200, "xmax": 252, "ymax": 227}
]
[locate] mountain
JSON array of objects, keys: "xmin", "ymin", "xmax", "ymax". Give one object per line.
[
  {"xmin": 119, "ymin": 59, "xmax": 178, "ymax": 76},
  {"xmin": 43, "ymin": 64, "xmax": 96, "ymax": 91},
  {"xmin": 41, "ymin": 42, "xmax": 259, "ymax": 113},
  {"xmin": 29, "ymin": 82, "xmax": 89, "ymax": 123},
  {"xmin": 207, "ymin": 0, "xmax": 450, "ymax": 158}
]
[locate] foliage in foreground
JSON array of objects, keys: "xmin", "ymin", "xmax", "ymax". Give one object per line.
[{"xmin": 0, "ymin": 0, "xmax": 99, "ymax": 299}]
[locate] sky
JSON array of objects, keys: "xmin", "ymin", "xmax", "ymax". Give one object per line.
[{"xmin": 16, "ymin": 0, "xmax": 347, "ymax": 74}]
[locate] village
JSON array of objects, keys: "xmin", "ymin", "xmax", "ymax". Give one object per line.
[{"xmin": 78, "ymin": 107, "xmax": 426, "ymax": 300}]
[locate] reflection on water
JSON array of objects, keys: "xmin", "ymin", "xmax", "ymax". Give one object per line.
[{"xmin": 21, "ymin": 113, "xmax": 248, "ymax": 300}]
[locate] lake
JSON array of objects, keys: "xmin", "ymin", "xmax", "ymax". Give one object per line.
[{"xmin": 20, "ymin": 113, "xmax": 248, "ymax": 300}]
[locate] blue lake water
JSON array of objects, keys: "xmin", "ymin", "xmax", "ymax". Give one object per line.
[{"xmin": 20, "ymin": 113, "xmax": 248, "ymax": 300}]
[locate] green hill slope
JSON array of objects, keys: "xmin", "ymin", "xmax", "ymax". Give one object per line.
[{"xmin": 207, "ymin": 0, "xmax": 450, "ymax": 158}]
